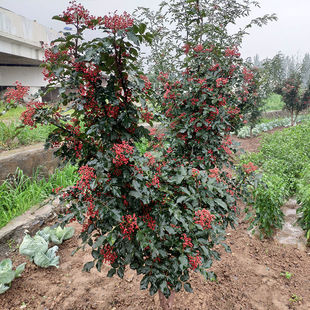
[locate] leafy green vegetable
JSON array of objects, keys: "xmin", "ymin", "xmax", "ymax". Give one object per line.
[
  {"xmin": 49, "ymin": 226, "xmax": 75, "ymax": 245},
  {"xmin": 33, "ymin": 246, "xmax": 59, "ymax": 268},
  {"xmin": 35, "ymin": 226, "xmax": 75, "ymax": 245},
  {"xmin": 35, "ymin": 227, "xmax": 52, "ymax": 242},
  {"xmin": 19, "ymin": 235, "xmax": 49, "ymax": 261},
  {"xmin": 19, "ymin": 226, "xmax": 74, "ymax": 268},
  {"xmin": 0, "ymin": 258, "xmax": 26, "ymax": 294}
]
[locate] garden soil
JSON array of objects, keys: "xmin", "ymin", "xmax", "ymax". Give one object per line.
[{"xmin": 1, "ymin": 129, "xmax": 310, "ymax": 310}]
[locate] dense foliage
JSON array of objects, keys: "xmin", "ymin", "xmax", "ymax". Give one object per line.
[{"xmin": 17, "ymin": 0, "xmax": 275, "ymax": 305}]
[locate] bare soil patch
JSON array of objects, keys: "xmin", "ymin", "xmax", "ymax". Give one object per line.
[{"xmin": 1, "ymin": 129, "xmax": 309, "ymax": 310}]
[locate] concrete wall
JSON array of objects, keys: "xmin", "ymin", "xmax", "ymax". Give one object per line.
[
  {"xmin": 0, "ymin": 7, "xmax": 60, "ymax": 88},
  {"xmin": 0, "ymin": 7, "xmax": 59, "ymax": 61},
  {"xmin": 0, "ymin": 65, "xmax": 47, "ymax": 87},
  {"xmin": 0, "ymin": 144, "xmax": 60, "ymax": 184}
]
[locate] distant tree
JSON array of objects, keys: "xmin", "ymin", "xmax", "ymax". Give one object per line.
[
  {"xmin": 302, "ymin": 81, "xmax": 310, "ymax": 112},
  {"xmin": 253, "ymin": 54, "xmax": 261, "ymax": 67},
  {"xmin": 279, "ymin": 72, "xmax": 308, "ymax": 125},
  {"xmin": 301, "ymin": 53, "xmax": 310, "ymax": 87},
  {"xmin": 262, "ymin": 52, "xmax": 285, "ymax": 92},
  {"xmin": 243, "ymin": 66, "xmax": 269, "ymax": 136}
]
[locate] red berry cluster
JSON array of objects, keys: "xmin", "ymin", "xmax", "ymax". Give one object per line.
[
  {"xmin": 120, "ymin": 214, "xmax": 139, "ymax": 240},
  {"xmin": 76, "ymin": 165, "xmax": 96, "ymax": 191},
  {"xmin": 242, "ymin": 162, "xmax": 258, "ymax": 174},
  {"xmin": 191, "ymin": 168, "xmax": 200, "ymax": 177},
  {"xmin": 194, "ymin": 209, "xmax": 215, "ymax": 230},
  {"xmin": 20, "ymin": 101, "xmax": 45, "ymax": 127},
  {"xmin": 208, "ymin": 167, "xmax": 220, "ymax": 182},
  {"xmin": 188, "ymin": 251, "xmax": 202, "ymax": 270},
  {"xmin": 181, "ymin": 233, "xmax": 193, "ymax": 249},
  {"xmin": 140, "ymin": 214, "xmax": 156, "ymax": 231},
  {"xmin": 216, "ymin": 78, "xmax": 229, "ymax": 88},
  {"xmin": 100, "ymin": 244, "xmax": 117, "ymax": 265},
  {"xmin": 242, "ymin": 68, "xmax": 254, "ymax": 83},
  {"xmin": 112, "ymin": 141, "xmax": 134, "ymax": 167},
  {"xmin": 146, "ymin": 174, "xmax": 160, "ymax": 188},
  {"xmin": 104, "ymin": 12, "xmax": 134, "ymax": 32},
  {"xmin": 106, "ymin": 105, "xmax": 119, "ymax": 119},
  {"xmin": 4, "ymin": 81, "xmax": 29, "ymax": 104},
  {"xmin": 144, "ymin": 152, "xmax": 156, "ymax": 166},
  {"xmin": 225, "ymin": 47, "xmax": 241, "ymax": 57},
  {"xmin": 140, "ymin": 107, "xmax": 153, "ymax": 123},
  {"xmin": 60, "ymin": 0, "xmax": 97, "ymax": 29}
]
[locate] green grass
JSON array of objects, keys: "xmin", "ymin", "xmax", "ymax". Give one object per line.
[
  {"xmin": 0, "ymin": 105, "xmax": 26, "ymax": 121},
  {"xmin": 263, "ymin": 93, "xmax": 285, "ymax": 112},
  {"xmin": 0, "ymin": 121, "xmax": 55, "ymax": 150},
  {"xmin": 0, "ymin": 164, "xmax": 78, "ymax": 229}
]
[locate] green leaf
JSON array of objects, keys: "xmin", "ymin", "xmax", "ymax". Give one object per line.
[
  {"xmin": 215, "ymin": 198, "xmax": 227, "ymax": 210},
  {"xmin": 117, "ymin": 266, "xmax": 125, "ymax": 279},
  {"xmin": 107, "ymin": 232, "xmax": 117, "ymax": 246},
  {"xmin": 184, "ymin": 282, "xmax": 193, "ymax": 293},
  {"xmin": 222, "ymin": 243, "xmax": 231, "ymax": 253},
  {"xmin": 179, "ymin": 255, "xmax": 188, "ymax": 270},
  {"xmin": 132, "ymin": 180, "xmax": 140, "ymax": 191},
  {"xmin": 175, "ymin": 174, "xmax": 184, "ymax": 184},
  {"xmin": 33, "ymin": 246, "xmax": 59, "ymax": 268},
  {"xmin": 129, "ymin": 190, "xmax": 142, "ymax": 199},
  {"xmin": 165, "ymin": 226, "xmax": 176, "ymax": 235},
  {"xmin": 107, "ymin": 268, "xmax": 116, "ymax": 277},
  {"xmin": 15, "ymin": 263, "xmax": 26, "ymax": 278},
  {"xmin": 159, "ymin": 280, "xmax": 170, "ymax": 298},
  {"xmin": 0, "ymin": 283, "xmax": 10, "ymax": 294},
  {"xmin": 0, "ymin": 269, "xmax": 15, "ymax": 285},
  {"xmin": 111, "ymin": 209, "xmax": 122, "ymax": 222},
  {"xmin": 82, "ymin": 261, "xmax": 94, "ymax": 272},
  {"xmin": 92, "ymin": 235, "xmax": 106, "ymax": 249},
  {"xmin": 140, "ymin": 275, "xmax": 150, "ymax": 290},
  {"xmin": 139, "ymin": 23, "xmax": 147, "ymax": 34},
  {"xmin": 149, "ymin": 283, "xmax": 158, "ymax": 296},
  {"xmin": 176, "ymin": 196, "xmax": 187, "ymax": 204},
  {"xmin": 19, "ymin": 235, "xmax": 49, "ymax": 261}
]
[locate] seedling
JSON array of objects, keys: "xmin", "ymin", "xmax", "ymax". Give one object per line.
[
  {"xmin": 280, "ymin": 271, "xmax": 293, "ymax": 280},
  {"xmin": 289, "ymin": 294, "xmax": 302, "ymax": 303}
]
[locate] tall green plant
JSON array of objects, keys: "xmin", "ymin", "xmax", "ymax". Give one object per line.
[{"xmin": 18, "ymin": 1, "xmax": 275, "ymax": 309}]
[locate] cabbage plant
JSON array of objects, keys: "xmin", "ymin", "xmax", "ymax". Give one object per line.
[
  {"xmin": 35, "ymin": 226, "xmax": 75, "ymax": 245},
  {"xmin": 0, "ymin": 259, "xmax": 25, "ymax": 294},
  {"xmin": 19, "ymin": 234, "xmax": 49, "ymax": 261},
  {"xmin": 19, "ymin": 234, "xmax": 59, "ymax": 268},
  {"xmin": 49, "ymin": 226, "xmax": 75, "ymax": 245},
  {"xmin": 33, "ymin": 246, "xmax": 59, "ymax": 268},
  {"xmin": 19, "ymin": 226, "xmax": 75, "ymax": 268}
]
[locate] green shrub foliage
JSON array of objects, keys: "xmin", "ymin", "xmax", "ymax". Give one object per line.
[{"xmin": 19, "ymin": 0, "xmax": 274, "ymax": 299}]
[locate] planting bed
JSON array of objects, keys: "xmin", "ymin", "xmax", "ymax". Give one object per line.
[{"xmin": 0, "ymin": 130, "xmax": 309, "ymax": 310}]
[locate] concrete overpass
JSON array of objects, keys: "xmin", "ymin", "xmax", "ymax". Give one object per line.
[{"xmin": 0, "ymin": 7, "xmax": 60, "ymax": 96}]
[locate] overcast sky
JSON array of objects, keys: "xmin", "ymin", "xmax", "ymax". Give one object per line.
[{"xmin": 1, "ymin": 0, "xmax": 310, "ymax": 60}]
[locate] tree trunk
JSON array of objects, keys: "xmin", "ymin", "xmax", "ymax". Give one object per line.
[
  {"xmin": 291, "ymin": 110, "xmax": 294, "ymax": 126},
  {"xmin": 158, "ymin": 290, "xmax": 175, "ymax": 310}
]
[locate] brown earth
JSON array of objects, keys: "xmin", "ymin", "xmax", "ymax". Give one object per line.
[{"xmin": 1, "ymin": 130, "xmax": 310, "ymax": 310}]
